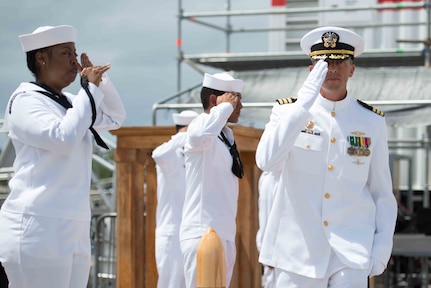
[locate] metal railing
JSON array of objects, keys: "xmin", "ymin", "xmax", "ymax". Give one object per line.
[
  {"xmin": 91, "ymin": 212, "xmax": 117, "ymax": 288},
  {"xmin": 151, "ymin": 86, "xmax": 431, "ymax": 126}
]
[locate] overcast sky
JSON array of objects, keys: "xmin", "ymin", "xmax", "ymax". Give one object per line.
[{"xmin": 0, "ymin": 0, "xmax": 270, "ymax": 127}]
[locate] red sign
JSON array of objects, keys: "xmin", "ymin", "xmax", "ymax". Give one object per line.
[
  {"xmin": 378, "ymin": 0, "xmax": 422, "ymax": 2},
  {"xmin": 272, "ymin": 0, "xmax": 286, "ymax": 6}
]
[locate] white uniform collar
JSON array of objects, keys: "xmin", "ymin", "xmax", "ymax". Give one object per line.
[{"xmin": 315, "ymin": 93, "xmax": 352, "ymax": 112}]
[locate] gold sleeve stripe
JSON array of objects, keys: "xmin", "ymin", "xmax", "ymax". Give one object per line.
[{"xmin": 276, "ymin": 97, "xmax": 297, "ymax": 105}]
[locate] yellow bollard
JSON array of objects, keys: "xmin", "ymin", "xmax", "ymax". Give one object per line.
[{"xmin": 196, "ymin": 227, "xmax": 226, "ymax": 288}]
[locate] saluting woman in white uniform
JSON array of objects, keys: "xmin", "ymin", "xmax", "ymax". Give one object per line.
[{"xmin": 0, "ymin": 25, "xmax": 126, "ymax": 288}]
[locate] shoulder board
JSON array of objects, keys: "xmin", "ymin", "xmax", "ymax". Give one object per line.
[
  {"xmin": 276, "ymin": 97, "xmax": 297, "ymax": 105},
  {"xmin": 356, "ymin": 99, "xmax": 385, "ymax": 117}
]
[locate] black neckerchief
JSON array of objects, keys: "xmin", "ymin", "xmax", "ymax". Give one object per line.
[
  {"xmin": 218, "ymin": 130, "xmax": 244, "ymax": 179},
  {"xmin": 31, "ymin": 80, "xmax": 109, "ymax": 149}
]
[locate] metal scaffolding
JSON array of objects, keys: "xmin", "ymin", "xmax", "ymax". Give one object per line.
[
  {"xmin": 175, "ymin": 0, "xmax": 429, "ymax": 91},
  {"xmin": 153, "ymin": 1, "xmax": 431, "ymax": 126}
]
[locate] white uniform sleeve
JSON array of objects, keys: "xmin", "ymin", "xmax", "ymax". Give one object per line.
[
  {"xmin": 91, "ymin": 74, "xmax": 127, "ymax": 131},
  {"xmin": 8, "ymin": 89, "xmax": 97, "ymax": 153},
  {"xmin": 256, "ymin": 103, "xmax": 310, "ymax": 172},
  {"xmin": 256, "ymin": 171, "xmax": 279, "ymax": 252},
  {"xmin": 152, "ymin": 132, "xmax": 186, "ymax": 175},
  {"xmin": 368, "ymin": 120, "xmax": 398, "ymax": 269},
  {"xmin": 186, "ymin": 102, "xmax": 233, "ymax": 150}
]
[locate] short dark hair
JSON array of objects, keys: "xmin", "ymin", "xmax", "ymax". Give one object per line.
[
  {"xmin": 26, "ymin": 50, "xmax": 38, "ymax": 76},
  {"xmin": 200, "ymin": 87, "xmax": 225, "ymax": 110},
  {"xmin": 26, "ymin": 47, "xmax": 51, "ymax": 77},
  {"xmin": 175, "ymin": 124, "xmax": 186, "ymax": 132}
]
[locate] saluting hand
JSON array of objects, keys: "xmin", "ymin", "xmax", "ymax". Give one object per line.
[
  {"xmin": 78, "ymin": 53, "xmax": 110, "ymax": 87},
  {"xmin": 216, "ymin": 92, "xmax": 240, "ymax": 109},
  {"xmin": 296, "ymin": 59, "xmax": 328, "ymax": 110}
]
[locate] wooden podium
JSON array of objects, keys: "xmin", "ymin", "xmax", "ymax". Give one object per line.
[{"xmin": 111, "ymin": 126, "xmax": 263, "ymax": 288}]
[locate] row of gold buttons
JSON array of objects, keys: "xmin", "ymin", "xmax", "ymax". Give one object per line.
[{"xmin": 324, "ymin": 110, "xmax": 337, "ymax": 227}]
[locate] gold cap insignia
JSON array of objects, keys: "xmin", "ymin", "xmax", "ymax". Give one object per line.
[{"xmin": 322, "ymin": 32, "xmax": 339, "ymax": 48}]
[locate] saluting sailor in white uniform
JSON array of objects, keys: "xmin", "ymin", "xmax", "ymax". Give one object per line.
[
  {"xmin": 180, "ymin": 72, "xmax": 244, "ymax": 288},
  {"xmin": 255, "ymin": 26, "xmax": 397, "ymax": 288},
  {"xmin": 152, "ymin": 110, "xmax": 199, "ymax": 288},
  {"xmin": 0, "ymin": 25, "xmax": 126, "ymax": 288}
]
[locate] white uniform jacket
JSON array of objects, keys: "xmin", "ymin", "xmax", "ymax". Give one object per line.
[
  {"xmin": 152, "ymin": 131, "xmax": 187, "ymax": 237},
  {"xmin": 180, "ymin": 102, "xmax": 239, "ymax": 242},
  {"xmin": 255, "ymin": 94, "xmax": 397, "ymax": 278},
  {"xmin": 1, "ymin": 76, "xmax": 126, "ymax": 221}
]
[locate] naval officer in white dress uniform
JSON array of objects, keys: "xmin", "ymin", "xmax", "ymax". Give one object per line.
[{"xmin": 255, "ymin": 26, "xmax": 398, "ymax": 288}]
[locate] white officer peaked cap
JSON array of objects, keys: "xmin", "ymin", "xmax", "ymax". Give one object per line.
[
  {"xmin": 300, "ymin": 26, "xmax": 364, "ymax": 60},
  {"xmin": 19, "ymin": 25, "xmax": 76, "ymax": 52},
  {"xmin": 172, "ymin": 110, "xmax": 199, "ymax": 126},
  {"xmin": 202, "ymin": 72, "xmax": 243, "ymax": 93}
]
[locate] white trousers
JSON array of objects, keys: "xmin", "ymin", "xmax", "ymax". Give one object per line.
[
  {"xmin": 156, "ymin": 234, "xmax": 186, "ymax": 288},
  {"xmin": 262, "ymin": 265, "xmax": 276, "ymax": 288},
  {"xmin": 180, "ymin": 237, "xmax": 236, "ymax": 288},
  {"xmin": 275, "ymin": 251, "xmax": 368, "ymax": 288},
  {"xmin": 0, "ymin": 211, "xmax": 91, "ymax": 288}
]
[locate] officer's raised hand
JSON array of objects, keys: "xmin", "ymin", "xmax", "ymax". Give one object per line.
[{"xmin": 296, "ymin": 59, "xmax": 328, "ymax": 110}]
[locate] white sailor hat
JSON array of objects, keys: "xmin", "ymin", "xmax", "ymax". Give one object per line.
[
  {"xmin": 202, "ymin": 72, "xmax": 243, "ymax": 93},
  {"xmin": 19, "ymin": 25, "xmax": 76, "ymax": 52},
  {"xmin": 172, "ymin": 110, "xmax": 199, "ymax": 126},
  {"xmin": 300, "ymin": 26, "xmax": 364, "ymax": 60}
]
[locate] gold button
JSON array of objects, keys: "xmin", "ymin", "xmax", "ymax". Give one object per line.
[
  {"xmin": 324, "ymin": 193, "xmax": 330, "ymax": 199},
  {"xmin": 331, "ymin": 111, "xmax": 336, "ymax": 117},
  {"xmin": 331, "ymin": 137, "xmax": 336, "ymax": 143},
  {"xmin": 306, "ymin": 144, "xmax": 311, "ymax": 149},
  {"xmin": 323, "ymin": 221, "xmax": 329, "ymax": 226},
  {"xmin": 327, "ymin": 165, "xmax": 333, "ymax": 171}
]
